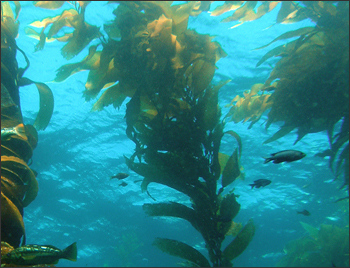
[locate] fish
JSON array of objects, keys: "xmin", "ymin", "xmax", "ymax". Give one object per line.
[
  {"xmin": 263, "ymin": 150, "xmax": 306, "ymax": 164},
  {"xmin": 1, "ymin": 124, "xmax": 28, "ymax": 141},
  {"xmin": 110, "ymin": 173, "xmax": 129, "ymax": 180},
  {"xmin": 1, "ymin": 242, "xmax": 77, "ymax": 265},
  {"xmin": 119, "ymin": 181, "xmax": 128, "ymax": 187},
  {"xmin": 297, "ymin": 209, "xmax": 311, "ymax": 216},
  {"xmin": 249, "ymin": 179, "xmax": 271, "ymax": 189}
]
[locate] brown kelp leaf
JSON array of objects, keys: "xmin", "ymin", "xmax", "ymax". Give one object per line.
[
  {"xmin": 34, "ymin": 82, "xmax": 54, "ymax": 130},
  {"xmin": 1, "ymin": 192, "xmax": 26, "ymax": 247},
  {"xmin": 1, "ymin": 176, "xmax": 28, "ymax": 215},
  {"xmin": 1, "ymin": 156, "xmax": 39, "ymax": 207},
  {"xmin": 13, "ymin": 1, "xmax": 21, "ymax": 21},
  {"xmin": 255, "ymin": 42, "xmax": 292, "ymax": 67},
  {"xmin": 277, "ymin": 1, "xmax": 308, "ymax": 24},
  {"xmin": 222, "ymin": 148, "xmax": 240, "ymax": 188},
  {"xmin": 254, "ymin": 27, "xmax": 316, "ymax": 50},
  {"xmin": 231, "ymin": 1, "xmax": 279, "ymax": 24},
  {"xmin": 143, "ymin": 202, "xmax": 198, "ymax": 231},
  {"xmin": 54, "ymin": 46, "xmax": 100, "ymax": 82},
  {"xmin": 221, "ymin": 1, "xmax": 258, "ymax": 23},
  {"xmin": 276, "ymin": 1, "xmax": 297, "ymax": 23},
  {"xmin": 91, "ymin": 83, "xmax": 127, "ymax": 111},
  {"xmin": 24, "ymin": 27, "xmax": 55, "ymax": 44},
  {"xmin": 34, "ymin": 1, "xmax": 65, "ymax": 9},
  {"xmin": 171, "ymin": 1, "xmax": 197, "ymax": 26},
  {"xmin": 191, "ymin": 60, "xmax": 215, "ymax": 96},
  {"xmin": 1, "ymin": 145, "xmax": 21, "ymax": 158},
  {"xmin": 223, "ymin": 218, "xmax": 255, "ymax": 261},
  {"xmin": 61, "ymin": 21, "xmax": 100, "ymax": 60},
  {"xmin": 18, "ymin": 78, "xmax": 54, "ymax": 130},
  {"xmin": 47, "ymin": 9, "xmax": 79, "ymax": 38},
  {"xmin": 210, "ymin": 1, "xmax": 244, "ymax": 17},
  {"xmin": 153, "ymin": 238, "xmax": 211, "ymax": 267},
  {"xmin": 1, "ymin": 2, "xmax": 19, "ymax": 39}
]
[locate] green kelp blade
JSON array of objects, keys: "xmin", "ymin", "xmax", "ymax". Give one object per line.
[
  {"xmin": 254, "ymin": 27, "xmax": 316, "ymax": 50},
  {"xmin": 255, "ymin": 44, "xmax": 287, "ymax": 67},
  {"xmin": 218, "ymin": 152, "xmax": 230, "ymax": 174},
  {"xmin": 221, "ymin": 148, "xmax": 240, "ymax": 188},
  {"xmin": 224, "ymin": 130, "xmax": 242, "ymax": 159},
  {"xmin": 219, "ymin": 193, "xmax": 240, "ymax": 221},
  {"xmin": 143, "ymin": 202, "xmax": 199, "ymax": 231},
  {"xmin": 300, "ymin": 221, "xmax": 318, "ymax": 239},
  {"xmin": 153, "ymin": 238, "xmax": 211, "ymax": 267},
  {"xmin": 263, "ymin": 125, "xmax": 295, "ymax": 144},
  {"xmin": 334, "ymin": 143, "xmax": 349, "ymax": 177},
  {"xmin": 18, "ymin": 78, "xmax": 54, "ymax": 131},
  {"xmin": 33, "ymin": 82, "xmax": 54, "ymax": 130},
  {"xmin": 223, "ymin": 218, "xmax": 255, "ymax": 261}
]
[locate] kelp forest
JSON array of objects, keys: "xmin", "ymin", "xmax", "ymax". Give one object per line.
[{"xmin": 1, "ymin": 1, "xmax": 349, "ymax": 267}]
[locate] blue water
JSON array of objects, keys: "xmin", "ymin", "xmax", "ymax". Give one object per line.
[{"xmin": 11, "ymin": 1, "xmax": 348, "ymax": 267}]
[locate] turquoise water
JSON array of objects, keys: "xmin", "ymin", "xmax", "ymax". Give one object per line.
[{"xmin": 10, "ymin": 2, "xmax": 348, "ymax": 267}]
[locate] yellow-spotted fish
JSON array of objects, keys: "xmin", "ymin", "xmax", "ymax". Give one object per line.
[
  {"xmin": 1, "ymin": 123, "xmax": 28, "ymax": 141},
  {"xmin": 1, "ymin": 242, "xmax": 77, "ymax": 265}
]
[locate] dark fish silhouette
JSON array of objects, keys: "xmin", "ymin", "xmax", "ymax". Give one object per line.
[
  {"xmin": 264, "ymin": 150, "xmax": 306, "ymax": 164},
  {"xmin": 119, "ymin": 181, "xmax": 128, "ymax": 187},
  {"xmin": 297, "ymin": 209, "xmax": 311, "ymax": 216},
  {"xmin": 249, "ymin": 179, "xmax": 271, "ymax": 189},
  {"xmin": 1, "ymin": 242, "xmax": 77, "ymax": 265},
  {"xmin": 110, "ymin": 173, "xmax": 129, "ymax": 180}
]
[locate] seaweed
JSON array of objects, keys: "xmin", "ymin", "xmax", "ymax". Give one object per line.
[
  {"xmin": 276, "ymin": 223, "xmax": 349, "ymax": 267},
  {"xmin": 220, "ymin": 1, "xmax": 349, "ymax": 195},
  {"xmin": 1, "ymin": 1, "xmax": 56, "ymax": 260},
  {"xmin": 37, "ymin": 1, "xmax": 254, "ymax": 265}
]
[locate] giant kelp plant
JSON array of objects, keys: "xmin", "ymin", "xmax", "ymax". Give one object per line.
[
  {"xmin": 216, "ymin": 1, "xmax": 349, "ymax": 199},
  {"xmin": 25, "ymin": 1, "xmax": 255, "ymax": 266},
  {"xmin": 1, "ymin": 1, "xmax": 57, "ymax": 266},
  {"xmin": 276, "ymin": 222, "xmax": 349, "ymax": 267}
]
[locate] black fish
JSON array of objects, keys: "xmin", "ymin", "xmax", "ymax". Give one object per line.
[
  {"xmin": 1, "ymin": 242, "xmax": 77, "ymax": 265},
  {"xmin": 297, "ymin": 209, "xmax": 311, "ymax": 216},
  {"xmin": 119, "ymin": 181, "xmax": 128, "ymax": 187},
  {"xmin": 110, "ymin": 173, "xmax": 129, "ymax": 180},
  {"xmin": 249, "ymin": 179, "xmax": 271, "ymax": 189},
  {"xmin": 264, "ymin": 150, "xmax": 306, "ymax": 164}
]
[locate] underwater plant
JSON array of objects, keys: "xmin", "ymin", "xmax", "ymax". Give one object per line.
[
  {"xmin": 218, "ymin": 1, "xmax": 349, "ymax": 198},
  {"xmin": 29, "ymin": 1, "xmax": 255, "ymax": 266},
  {"xmin": 276, "ymin": 222, "xmax": 349, "ymax": 267},
  {"xmin": 114, "ymin": 231, "xmax": 143, "ymax": 267},
  {"xmin": 0, "ymin": 2, "xmax": 76, "ymax": 267}
]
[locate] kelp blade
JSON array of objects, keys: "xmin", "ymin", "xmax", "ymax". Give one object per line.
[
  {"xmin": 143, "ymin": 202, "xmax": 198, "ymax": 231},
  {"xmin": 221, "ymin": 148, "xmax": 240, "ymax": 188},
  {"xmin": 153, "ymin": 237, "xmax": 210, "ymax": 267},
  {"xmin": 19, "ymin": 78, "xmax": 54, "ymax": 130},
  {"xmin": 223, "ymin": 218, "xmax": 255, "ymax": 261}
]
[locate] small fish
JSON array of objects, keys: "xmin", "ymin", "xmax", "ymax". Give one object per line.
[
  {"xmin": 110, "ymin": 173, "xmax": 129, "ymax": 180},
  {"xmin": 302, "ymin": 182, "xmax": 312, "ymax": 189},
  {"xmin": 297, "ymin": 209, "xmax": 311, "ymax": 216},
  {"xmin": 249, "ymin": 179, "xmax": 271, "ymax": 189},
  {"xmin": 1, "ymin": 242, "xmax": 77, "ymax": 265},
  {"xmin": 263, "ymin": 150, "xmax": 306, "ymax": 164},
  {"xmin": 1, "ymin": 124, "xmax": 27, "ymax": 141},
  {"xmin": 119, "ymin": 181, "xmax": 128, "ymax": 187}
]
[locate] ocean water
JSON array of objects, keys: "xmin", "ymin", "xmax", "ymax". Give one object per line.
[{"xmin": 9, "ymin": 1, "xmax": 348, "ymax": 267}]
